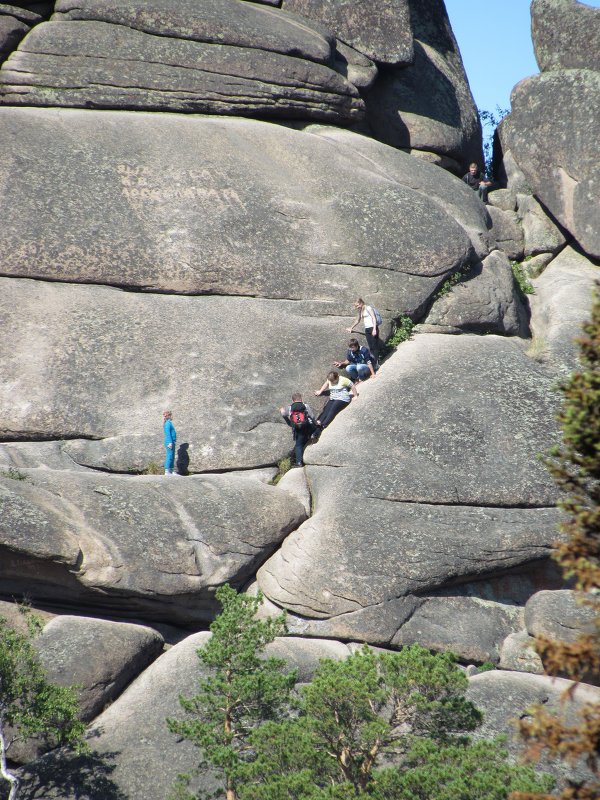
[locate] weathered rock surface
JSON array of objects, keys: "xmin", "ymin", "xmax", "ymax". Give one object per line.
[
  {"xmin": 282, "ymin": 0, "xmax": 413, "ymax": 65},
  {"xmin": 9, "ymin": 615, "xmax": 164, "ymax": 763},
  {"xmin": 531, "ymin": 0, "xmax": 600, "ymax": 72},
  {"xmin": 425, "ymin": 250, "xmax": 528, "ymax": 335},
  {"xmin": 0, "ymin": 6, "xmax": 31, "ymax": 63},
  {"xmin": 467, "ymin": 671, "xmax": 600, "ymax": 786},
  {"xmin": 486, "ymin": 207, "xmax": 524, "ymax": 262},
  {"xmin": 499, "ymin": 630, "xmax": 544, "ymax": 674},
  {"xmin": 516, "ymin": 193, "xmax": 568, "ymax": 257},
  {"xmin": 0, "ymin": 109, "xmax": 476, "ymax": 309},
  {"xmin": 0, "ymin": 469, "xmax": 306, "ymax": 622},
  {"xmin": 0, "ymin": 19, "xmax": 363, "ymax": 121},
  {"xmin": 332, "ymin": 40, "xmax": 378, "ymax": 90},
  {"xmin": 257, "ymin": 333, "xmax": 562, "ymax": 650},
  {"xmin": 364, "ymin": 0, "xmax": 482, "ymax": 167},
  {"xmin": 504, "ymin": 69, "xmax": 600, "ymax": 259},
  {"xmin": 525, "ymin": 590, "xmax": 597, "ymax": 644},
  {"xmin": 17, "ymin": 633, "xmax": 352, "ymax": 800},
  {"xmin": 529, "ymin": 246, "xmax": 600, "ymax": 374}
]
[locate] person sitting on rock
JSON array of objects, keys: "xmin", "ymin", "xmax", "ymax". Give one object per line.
[
  {"xmin": 313, "ymin": 370, "xmax": 358, "ymax": 438},
  {"xmin": 346, "ymin": 298, "xmax": 382, "ymax": 361},
  {"xmin": 279, "ymin": 393, "xmax": 317, "ymax": 467},
  {"xmin": 162, "ymin": 410, "xmax": 179, "ymax": 476},
  {"xmin": 334, "ymin": 338, "xmax": 376, "ymax": 383},
  {"xmin": 463, "ymin": 162, "xmax": 493, "ymax": 203}
]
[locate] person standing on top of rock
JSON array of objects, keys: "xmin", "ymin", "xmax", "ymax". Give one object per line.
[
  {"xmin": 346, "ymin": 298, "xmax": 382, "ymax": 361},
  {"xmin": 162, "ymin": 410, "xmax": 178, "ymax": 476},
  {"xmin": 334, "ymin": 338, "xmax": 377, "ymax": 383},
  {"xmin": 463, "ymin": 162, "xmax": 492, "ymax": 203},
  {"xmin": 312, "ymin": 370, "xmax": 358, "ymax": 439},
  {"xmin": 279, "ymin": 393, "xmax": 317, "ymax": 467}
]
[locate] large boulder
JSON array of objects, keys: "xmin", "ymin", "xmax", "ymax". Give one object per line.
[
  {"xmin": 364, "ymin": 0, "xmax": 482, "ymax": 167},
  {"xmin": 0, "ymin": 19, "xmax": 363, "ymax": 121},
  {"xmin": 0, "ymin": 5, "xmax": 37, "ymax": 63},
  {"xmin": 256, "ymin": 333, "xmax": 563, "ymax": 653},
  {"xmin": 281, "ymin": 0, "xmax": 413, "ymax": 65},
  {"xmin": 0, "ymin": 469, "xmax": 306, "ymax": 622},
  {"xmin": 525, "ymin": 590, "xmax": 598, "ymax": 645},
  {"xmin": 529, "ymin": 246, "xmax": 600, "ymax": 374},
  {"xmin": 516, "ymin": 194, "xmax": 568, "ymax": 257},
  {"xmin": 0, "ymin": 109, "xmax": 475, "ymax": 307},
  {"xmin": 503, "ymin": 69, "xmax": 600, "ymax": 259},
  {"xmin": 17, "ymin": 633, "xmax": 352, "ymax": 800},
  {"xmin": 531, "ymin": 0, "xmax": 600, "ymax": 72}
]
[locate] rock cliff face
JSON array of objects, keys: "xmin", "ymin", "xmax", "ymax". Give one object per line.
[{"xmin": 0, "ymin": 1, "xmax": 598, "ymax": 798}]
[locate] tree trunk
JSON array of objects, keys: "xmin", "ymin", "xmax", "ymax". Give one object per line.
[{"xmin": 0, "ymin": 721, "xmax": 19, "ymax": 800}]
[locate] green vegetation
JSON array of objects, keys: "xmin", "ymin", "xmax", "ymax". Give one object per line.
[
  {"xmin": 511, "ymin": 260, "xmax": 535, "ymax": 296},
  {"xmin": 1, "ymin": 467, "xmax": 28, "ymax": 481},
  {"xmin": 434, "ymin": 270, "xmax": 465, "ymax": 300},
  {"xmin": 526, "ymin": 337, "xmax": 548, "ymax": 363},
  {"xmin": 142, "ymin": 462, "xmax": 163, "ymax": 475},
  {"xmin": 0, "ymin": 611, "xmax": 86, "ymax": 800},
  {"xmin": 167, "ymin": 585, "xmax": 295, "ymax": 800},
  {"xmin": 168, "ymin": 585, "xmax": 552, "ymax": 800},
  {"xmin": 512, "ymin": 289, "xmax": 600, "ymax": 800},
  {"xmin": 386, "ymin": 314, "xmax": 415, "ymax": 348},
  {"xmin": 269, "ymin": 456, "xmax": 292, "ymax": 485}
]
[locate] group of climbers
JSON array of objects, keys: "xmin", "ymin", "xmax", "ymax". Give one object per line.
[{"xmin": 279, "ymin": 298, "xmax": 382, "ymax": 468}]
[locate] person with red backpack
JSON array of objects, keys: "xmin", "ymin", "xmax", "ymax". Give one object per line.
[{"xmin": 279, "ymin": 393, "xmax": 317, "ymax": 467}]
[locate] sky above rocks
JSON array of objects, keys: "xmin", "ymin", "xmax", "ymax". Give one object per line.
[{"xmin": 445, "ymin": 0, "xmax": 600, "ymax": 114}]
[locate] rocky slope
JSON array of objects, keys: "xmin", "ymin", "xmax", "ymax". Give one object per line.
[{"xmin": 0, "ymin": 1, "xmax": 598, "ymax": 798}]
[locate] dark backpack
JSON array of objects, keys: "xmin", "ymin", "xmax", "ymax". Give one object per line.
[{"xmin": 289, "ymin": 401, "xmax": 309, "ymax": 430}]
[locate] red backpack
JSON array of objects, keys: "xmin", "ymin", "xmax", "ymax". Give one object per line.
[{"xmin": 290, "ymin": 401, "xmax": 309, "ymax": 430}]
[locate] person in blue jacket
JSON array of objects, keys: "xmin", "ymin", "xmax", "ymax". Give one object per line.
[
  {"xmin": 334, "ymin": 338, "xmax": 377, "ymax": 383},
  {"xmin": 162, "ymin": 410, "xmax": 177, "ymax": 476}
]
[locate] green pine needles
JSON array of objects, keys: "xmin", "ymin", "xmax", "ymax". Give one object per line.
[
  {"xmin": 168, "ymin": 586, "xmax": 553, "ymax": 800},
  {"xmin": 0, "ymin": 612, "xmax": 86, "ymax": 800}
]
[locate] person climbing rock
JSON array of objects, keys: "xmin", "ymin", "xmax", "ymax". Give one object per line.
[
  {"xmin": 334, "ymin": 337, "xmax": 377, "ymax": 383},
  {"xmin": 346, "ymin": 298, "xmax": 382, "ymax": 361},
  {"xmin": 162, "ymin": 410, "xmax": 179, "ymax": 476},
  {"xmin": 313, "ymin": 370, "xmax": 358, "ymax": 438},
  {"xmin": 280, "ymin": 393, "xmax": 317, "ymax": 467}
]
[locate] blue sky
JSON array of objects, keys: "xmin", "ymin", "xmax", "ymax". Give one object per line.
[{"xmin": 445, "ymin": 0, "xmax": 600, "ymax": 114}]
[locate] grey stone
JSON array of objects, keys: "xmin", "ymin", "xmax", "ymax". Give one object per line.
[
  {"xmin": 516, "ymin": 194, "xmax": 568, "ymax": 257},
  {"xmin": 276, "ymin": 467, "xmax": 312, "ymax": 515},
  {"xmin": 282, "ymin": 0, "xmax": 413, "ymax": 65},
  {"xmin": 391, "ymin": 597, "xmax": 523, "ymax": 665},
  {"xmin": 364, "ymin": 0, "xmax": 482, "ymax": 167},
  {"xmin": 0, "ymin": 469, "xmax": 306, "ymax": 623},
  {"xmin": 531, "ymin": 0, "xmax": 600, "ymax": 72},
  {"xmin": 0, "ymin": 11, "xmax": 28, "ymax": 62},
  {"xmin": 499, "ymin": 630, "xmax": 544, "ymax": 674},
  {"xmin": 529, "ymin": 246, "xmax": 600, "ymax": 374},
  {"xmin": 0, "ymin": 599, "xmax": 54, "ymax": 632},
  {"xmin": 16, "ymin": 633, "xmax": 349, "ymax": 800},
  {"xmin": 0, "ymin": 109, "xmax": 473, "ymax": 312},
  {"xmin": 303, "ymin": 124, "xmax": 493, "ymax": 260},
  {"xmin": 487, "ymin": 188, "xmax": 517, "ymax": 212},
  {"xmin": 53, "ymin": 0, "xmax": 334, "ymax": 64},
  {"xmin": 521, "ymin": 252, "xmax": 554, "ymax": 280},
  {"xmin": 257, "ymin": 333, "xmax": 562, "ymax": 627},
  {"xmin": 467, "ymin": 670, "xmax": 600, "ymax": 786},
  {"xmin": 504, "ymin": 70, "xmax": 600, "ymax": 259},
  {"xmin": 402, "ymin": 149, "xmax": 463, "ymax": 176},
  {"xmin": 525, "ymin": 590, "xmax": 597, "ymax": 644},
  {"xmin": 1, "ymin": 20, "xmax": 363, "ymax": 121},
  {"xmin": 333, "ymin": 40, "xmax": 378, "ymax": 90},
  {"xmin": 486, "ymin": 206, "xmax": 524, "ymax": 261},
  {"xmin": 0, "ymin": 5, "xmax": 42, "ymax": 24},
  {"xmin": 494, "ymin": 138, "xmax": 533, "ymax": 196},
  {"xmin": 0, "ymin": 441, "xmax": 92, "ymax": 472},
  {"xmin": 424, "ymin": 250, "xmax": 528, "ymax": 335}
]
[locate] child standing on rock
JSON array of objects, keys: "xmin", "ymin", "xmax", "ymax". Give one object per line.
[{"xmin": 162, "ymin": 410, "xmax": 178, "ymax": 476}]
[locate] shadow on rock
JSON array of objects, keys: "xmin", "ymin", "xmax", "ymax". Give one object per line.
[
  {"xmin": 176, "ymin": 442, "xmax": 190, "ymax": 476},
  {"xmin": 17, "ymin": 748, "xmax": 126, "ymax": 800}
]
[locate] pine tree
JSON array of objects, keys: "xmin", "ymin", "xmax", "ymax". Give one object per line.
[
  {"xmin": 511, "ymin": 288, "xmax": 600, "ymax": 800},
  {"xmin": 0, "ymin": 611, "xmax": 85, "ymax": 800},
  {"xmin": 167, "ymin": 584, "xmax": 296, "ymax": 800}
]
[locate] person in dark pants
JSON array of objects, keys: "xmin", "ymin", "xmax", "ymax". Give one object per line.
[
  {"xmin": 334, "ymin": 338, "xmax": 377, "ymax": 383},
  {"xmin": 346, "ymin": 298, "xmax": 381, "ymax": 361},
  {"xmin": 280, "ymin": 393, "xmax": 317, "ymax": 466},
  {"xmin": 313, "ymin": 370, "xmax": 358, "ymax": 438},
  {"xmin": 462, "ymin": 162, "xmax": 492, "ymax": 203}
]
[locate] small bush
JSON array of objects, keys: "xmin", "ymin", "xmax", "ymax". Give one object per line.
[
  {"xmin": 526, "ymin": 336, "xmax": 548, "ymax": 363},
  {"xmin": 2, "ymin": 467, "xmax": 28, "ymax": 481},
  {"xmin": 434, "ymin": 270, "xmax": 464, "ymax": 300},
  {"xmin": 386, "ymin": 314, "xmax": 415, "ymax": 348},
  {"xmin": 142, "ymin": 462, "xmax": 163, "ymax": 475},
  {"xmin": 270, "ymin": 456, "xmax": 292, "ymax": 485},
  {"xmin": 511, "ymin": 260, "xmax": 535, "ymax": 295}
]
